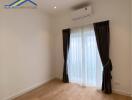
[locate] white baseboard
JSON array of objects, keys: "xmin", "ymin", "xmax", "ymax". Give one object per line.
[
  {"xmin": 112, "ymin": 89, "xmax": 131, "ymax": 97},
  {"xmin": 4, "ymin": 77, "xmax": 55, "ymax": 100}
]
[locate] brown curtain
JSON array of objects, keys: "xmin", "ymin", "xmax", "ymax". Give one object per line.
[
  {"xmin": 62, "ymin": 29, "xmax": 71, "ymax": 83},
  {"xmin": 94, "ymin": 21, "xmax": 112, "ymax": 94}
]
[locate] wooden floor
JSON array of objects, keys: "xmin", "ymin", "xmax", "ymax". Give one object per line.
[{"xmin": 14, "ymin": 79, "xmax": 132, "ymax": 100}]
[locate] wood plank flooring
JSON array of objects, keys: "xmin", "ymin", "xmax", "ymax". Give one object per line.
[{"xmin": 13, "ymin": 79, "xmax": 132, "ymax": 100}]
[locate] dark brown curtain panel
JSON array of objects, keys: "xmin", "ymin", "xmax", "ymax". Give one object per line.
[
  {"xmin": 94, "ymin": 21, "xmax": 112, "ymax": 94},
  {"xmin": 62, "ymin": 29, "xmax": 71, "ymax": 83}
]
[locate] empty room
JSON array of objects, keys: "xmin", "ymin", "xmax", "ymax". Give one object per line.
[{"xmin": 0, "ymin": 0, "xmax": 132, "ymax": 100}]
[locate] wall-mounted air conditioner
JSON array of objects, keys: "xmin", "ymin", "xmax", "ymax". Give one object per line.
[{"xmin": 71, "ymin": 6, "xmax": 92, "ymax": 20}]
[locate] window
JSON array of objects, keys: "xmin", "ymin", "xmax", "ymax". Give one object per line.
[{"xmin": 67, "ymin": 25, "xmax": 103, "ymax": 88}]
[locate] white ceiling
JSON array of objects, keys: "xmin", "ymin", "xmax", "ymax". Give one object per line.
[{"xmin": 38, "ymin": 0, "xmax": 89, "ymax": 14}]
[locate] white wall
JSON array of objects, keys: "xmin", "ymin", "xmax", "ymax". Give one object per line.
[
  {"xmin": 0, "ymin": 9, "xmax": 54, "ymax": 100},
  {"xmin": 52, "ymin": 0, "xmax": 131, "ymax": 95}
]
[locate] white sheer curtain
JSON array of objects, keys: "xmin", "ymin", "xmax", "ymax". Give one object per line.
[{"xmin": 67, "ymin": 24, "xmax": 103, "ymax": 88}]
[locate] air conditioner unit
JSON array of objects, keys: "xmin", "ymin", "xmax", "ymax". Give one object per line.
[{"xmin": 71, "ymin": 6, "xmax": 92, "ymax": 20}]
